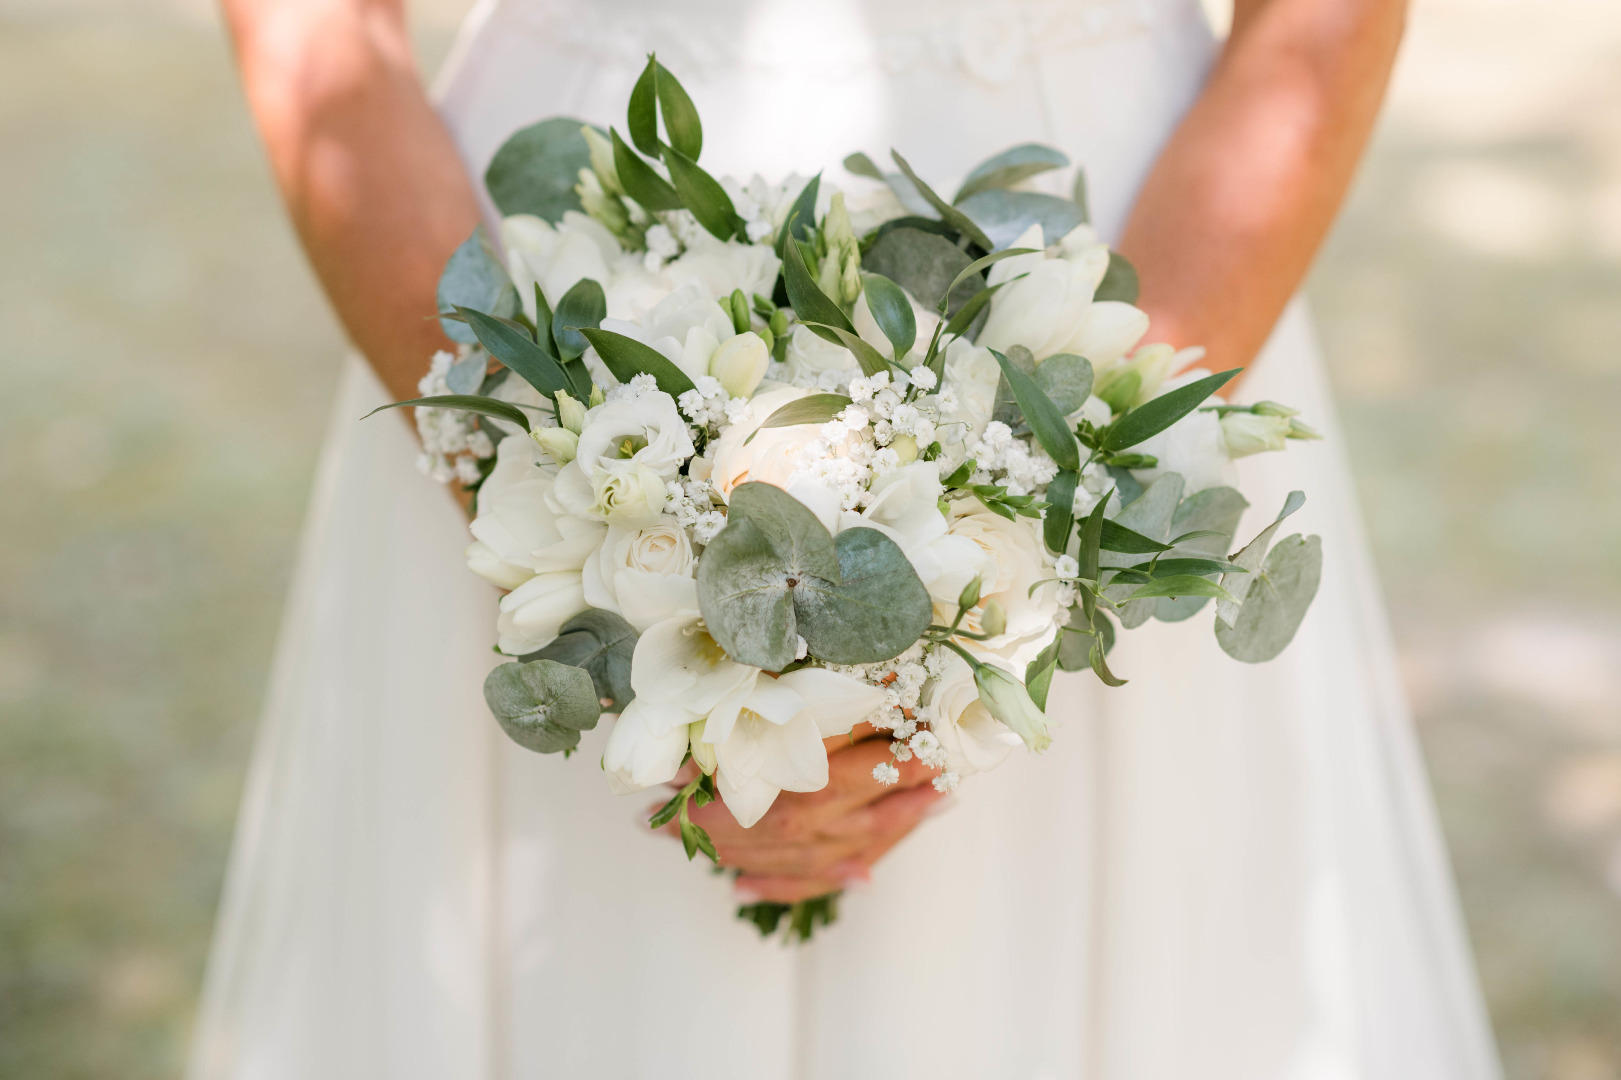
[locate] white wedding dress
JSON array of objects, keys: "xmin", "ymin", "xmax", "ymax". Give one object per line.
[{"xmin": 189, "ymin": 0, "xmax": 1503, "ymax": 1077}]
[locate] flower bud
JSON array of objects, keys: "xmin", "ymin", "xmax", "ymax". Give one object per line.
[
  {"xmin": 580, "ymin": 125, "xmax": 622, "ymax": 197},
  {"xmin": 973, "ymin": 664, "xmax": 1051, "ymax": 753},
  {"xmin": 729, "ymin": 289, "xmax": 751, "ymax": 335},
  {"xmin": 979, "ymin": 599, "xmax": 1007, "ymax": 638},
  {"xmin": 1287, "ymin": 417, "xmax": 1322, "ymax": 440},
  {"xmin": 554, "ymin": 391, "xmax": 588, "ymax": 434},
  {"xmin": 1252, "ymin": 400, "xmax": 1299, "ymax": 418},
  {"xmin": 589, "ymin": 384, "xmax": 606, "ymax": 408},
  {"xmin": 708, "ymin": 332, "xmax": 770, "ymax": 399},
  {"xmin": 688, "ymin": 720, "xmax": 717, "ymax": 775},
  {"xmin": 958, "ymin": 575, "xmax": 983, "ymax": 612},
  {"xmin": 889, "ymin": 434, "xmax": 918, "ymax": 464},
  {"xmin": 531, "ymin": 425, "xmax": 580, "ymax": 464},
  {"xmin": 1219, "ymin": 412, "xmax": 1291, "ymax": 458},
  {"xmin": 769, "ymin": 309, "xmax": 790, "ymax": 338}
]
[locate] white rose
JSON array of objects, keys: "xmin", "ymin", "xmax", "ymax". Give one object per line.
[
  {"xmin": 708, "ymin": 331, "xmax": 770, "ymax": 398},
  {"xmin": 940, "ymin": 501, "xmax": 1063, "ymax": 667},
  {"xmin": 783, "ymin": 325, "xmax": 858, "ymax": 384},
  {"xmin": 1129, "ymin": 368, "xmax": 1238, "ymax": 494},
  {"xmin": 591, "ymin": 459, "xmax": 668, "ymax": 528},
  {"xmin": 926, "ymin": 654, "xmax": 1022, "ymax": 776},
  {"xmin": 582, "ymin": 523, "xmax": 698, "ymax": 632},
  {"xmin": 465, "ymin": 434, "xmax": 606, "ymax": 590},
  {"xmin": 707, "ymin": 387, "xmax": 827, "ymax": 498},
  {"xmin": 664, "ymin": 233, "xmax": 781, "ymax": 303},
  {"xmin": 977, "ymin": 223, "xmax": 1112, "ymax": 360}
]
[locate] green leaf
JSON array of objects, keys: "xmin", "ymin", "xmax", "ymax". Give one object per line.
[
  {"xmin": 954, "ymin": 143, "xmax": 1070, "ymax": 202},
  {"xmin": 1105, "ymin": 464, "xmax": 1143, "ymax": 504},
  {"xmin": 843, "ymin": 152, "xmax": 883, "ymax": 180},
  {"xmin": 795, "ymin": 527, "xmax": 934, "ymax": 665},
  {"xmin": 782, "ymin": 228, "xmax": 858, "ymax": 337},
  {"xmin": 890, "ymin": 150, "xmax": 995, "ymax": 251},
  {"xmin": 1101, "ymin": 369, "xmax": 1241, "ymax": 452},
  {"xmin": 1025, "ymin": 637, "xmax": 1061, "ymax": 710},
  {"xmin": 521, "ymin": 608, "xmax": 638, "ymax": 711},
  {"xmin": 942, "ymin": 247, "xmax": 1039, "ymax": 312},
  {"xmin": 438, "ymin": 226, "xmax": 519, "ymax": 345},
  {"xmin": 1043, "ymin": 469, "xmax": 1077, "ymax": 554},
  {"xmin": 532, "ymin": 283, "xmax": 555, "ymax": 353},
  {"xmin": 648, "ymin": 790, "xmax": 684, "ymax": 829},
  {"xmin": 1127, "ymin": 557, "xmax": 1248, "ymax": 578},
  {"xmin": 1153, "ymin": 485, "xmax": 1250, "ymax": 619},
  {"xmin": 485, "ymin": 117, "xmax": 595, "ymax": 222},
  {"xmin": 459, "ymin": 307, "xmax": 572, "ymax": 399},
  {"xmin": 1072, "ymin": 167, "xmax": 1091, "ymax": 224},
  {"xmin": 653, "ymin": 61, "xmax": 702, "ymax": 160},
  {"xmin": 445, "ymin": 350, "xmax": 487, "ymax": 395},
  {"xmin": 1123, "ymin": 575, "xmax": 1238, "ymax": 603},
  {"xmin": 726, "ymin": 483, "xmax": 844, "ymax": 583},
  {"xmin": 1090, "ymin": 636, "xmax": 1127, "ymax": 686},
  {"xmin": 1217, "ymin": 490, "xmax": 1307, "ymax": 627},
  {"xmin": 1094, "ymin": 251, "xmax": 1140, "ymax": 304},
  {"xmin": 861, "ymin": 227, "xmax": 977, "ymax": 313},
  {"xmin": 1077, "ymin": 491, "xmax": 1108, "ymax": 627},
  {"xmin": 957, "ymin": 190, "xmax": 1087, "ymax": 250},
  {"xmin": 860, "ymin": 272, "xmax": 917, "ymax": 357},
  {"xmin": 745, "ymin": 393, "xmax": 852, "ymax": 443},
  {"xmin": 611, "ymin": 128, "xmax": 681, "ymax": 212},
  {"xmin": 1032, "ymin": 353, "xmax": 1094, "ymax": 416},
  {"xmin": 627, "ymin": 57, "xmax": 659, "ymax": 156},
  {"xmin": 663, "ymin": 143, "xmax": 738, "ymax": 240},
  {"xmin": 552, "ymin": 278, "xmax": 606, "ymax": 362},
  {"xmin": 1098, "ymin": 520, "xmax": 1173, "ymax": 555},
  {"xmin": 578, "ymin": 327, "xmax": 697, "ymax": 399},
  {"xmin": 363, "ymin": 395, "xmax": 532, "ymax": 433},
  {"xmin": 482, "ymin": 659, "xmax": 602, "ymax": 754},
  {"xmin": 1215, "ymin": 535, "xmax": 1322, "ymax": 662},
  {"xmin": 1100, "ymin": 473, "xmax": 1183, "ymax": 567},
  {"xmin": 807, "ymin": 323, "xmax": 890, "ymax": 379},
  {"xmin": 942, "ymin": 282, "xmax": 1002, "ymax": 339},
  {"xmin": 775, "ymin": 173, "xmax": 820, "ymax": 258},
  {"xmin": 991, "ymin": 349, "xmax": 1080, "ymax": 471}
]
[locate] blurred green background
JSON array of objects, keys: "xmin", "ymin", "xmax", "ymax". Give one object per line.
[{"xmin": 1, "ymin": 0, "xmax": 1618, "ymax": 1076}]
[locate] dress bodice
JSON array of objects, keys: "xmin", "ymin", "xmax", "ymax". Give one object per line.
[{"xmin": 436, "ymin": 0, "xmax": 1219, "ymax": 237}]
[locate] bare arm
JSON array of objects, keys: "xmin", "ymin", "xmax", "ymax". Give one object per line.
[
  {"xmin": 222, "ymin": 0, "xmax": 479, "ymax": 403},
  {"xmin": 1118, "ymin": 0, "xmax": 1408, "ymax": 373}
]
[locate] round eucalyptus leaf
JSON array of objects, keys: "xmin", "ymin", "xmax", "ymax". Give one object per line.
[
  {"xmin": 1214, "ymin": 535, "xmax": 1323, "ymax": 663},
  {"xmin": 1099, "ymin": 473, "xmax": 1184, "ymax": 570},
  {"xmin": 861, "ymin": 227, "xmax": 977, "ymax": 313},
  {"xmin": 957, "ymin": 190, "xmax": 1088, "ymax": 250},
  {"xmin": 795, "ymin": 528, "xmax": 934, "ymax": 665},
  {"xmin": 725, "ymin": 482, "xmax": 842, "ymax": 583},
  {"xmin": 438, "ymin": 227, "xmax": 519, "ymax": 344},
  {"xmin": 696, "ymin": 516, "xmax": 802, "ymax": 671},
  {"xmin": 483, "ymin": 659, "xmax": 602, "ymax": 754},
  {"xmin": 954, "ymin": 143, "xmax": 1070, "ymax": 203},
  {"xmin": 522, "ymin": 608, "xmax": 638, "ymax": 711},
  {"xmin": 1033, "ymin": 353, "xmax": 1094, "ymax": 416},
  {"xmin": 485, "ymin": 117, "xmax": 595, "ymax": 222}
]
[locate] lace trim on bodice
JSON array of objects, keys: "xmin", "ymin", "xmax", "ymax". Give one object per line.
[{"xmin": 502, "ymin": 0, "xmax": 1193, "ymax": 86}]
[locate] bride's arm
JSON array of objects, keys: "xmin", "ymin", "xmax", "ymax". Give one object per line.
[
  {"xmin": 1118, "ymin": 0, "xmax": 1408, "ymax": 371},
  {"xmin": 221, "ymin": 0, "xmax": 479, "ymax": 403}
]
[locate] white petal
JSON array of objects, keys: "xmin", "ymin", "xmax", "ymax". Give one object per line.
[
  {"xmin": 776, "ymin": 668, "xmax": 888, "ymax": 737},
  {"xmin": 699, "ymin": 670, "xmax": 760, "ymax": 747},
  {"xmin": 603, "ymin": 700, "xmax": 690, "ymax": 794},
  {"xmin": 742, "ymin": 677, "xmax": 809, "ymax": 726},
  {"xmin": 613, "ymin": 570, "xmax": 698, "ymax": 633},
  {"xmin": 715, "ymin": 767, "xmax": 781, "ymax": 829}
]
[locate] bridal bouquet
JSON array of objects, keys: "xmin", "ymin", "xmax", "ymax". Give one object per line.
[{"xmin": 382, "ymin": 59, "xmax": 1324, "ymax": 940}]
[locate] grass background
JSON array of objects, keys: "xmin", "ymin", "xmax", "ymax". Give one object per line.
[{"xmin": 1, "ymin": 0, "xmax": 1618, "ymax": 1075}]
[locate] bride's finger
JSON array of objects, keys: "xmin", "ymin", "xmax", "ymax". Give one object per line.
[
  {"xmin": 818, "ymin": 780, "xmax": 942, "ymax": 840},
  {"xmin": 821, "ymin": 740, "xmax": 936, "ymax": 813}
]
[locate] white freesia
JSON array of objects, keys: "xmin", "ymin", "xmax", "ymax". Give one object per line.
[
  {"xmin": 926, "ymin": 654, "xmax": 1022, "ymax": 775},
  {"xmin": 708, "ymin": 331, "xmax": 770, "ymax": 398},
  {"xmin": 1063, "ymin": 301, "xmax": 1150, "ymax": 367},
  {"xmin": 582, "ymin": 523, "xmax": 698, "ymax": 632},
  {"xmin": 465, "ymin": 434, "xmax": 605, "ymax": 591},
  {"xmin": 940, "ymin": 500, "xmax": 1064, "ymax": 667},
  {"xmin": 495, "ymin": 568, "xmax": 589, "ymax": 656},
  {"xmin": 603, "ymin": 698, "xmax": 691, "ymax": 795},
  {"xmin": 978, "ymin": 223, "xmax": 1112, "ymax": 359}
]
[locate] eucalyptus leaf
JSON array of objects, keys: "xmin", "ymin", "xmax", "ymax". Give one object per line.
[
  {"xmin": 843, "ymin": 152, "xmax": 883, "ymax": 180},
  {"xmin": 1105, "ymin": 465, "xmax": 1143, "ymax": 505},
  {"xmin": 485, "ymin": 117, "xmax": 595, "ymax": 222},
  {"xmin": 445, "ymin": 350, "xmax": 488, "ymax": 395},
  {"xmin": 1072, "ymin": 167, "xmax": 1091, "ymax": 224},
  {"xmin": 1215, "ymin": 535, "xmax": 1322, "ymax": 662},
  {"xmin": 957, "ymin": 190, "xmax": 1088, "ymax": 250},
  {"xmin": 1167, "ymin": 486, "xmax": 1249, "ymax": 555},
  {"xmin": 611, "ymin": 128, "xmax": 681, "ymax": 212},
  {"xmin": 1094, "ymin": 251, "xmax": 1140, "ymax": 304},
  {"xmin": 553, "ymin": 278, "xmax": 606, "ymax": 362},
  {"xmin": 1101, "ymin": 369, "xmax": 1240, "ymax": 452},
  {"xmin": 1217, "ymin": 490, "xmax": 1307, "ymax": 627},
  {"xmin": 954, "ymin": 143, "xmax": 1070, "ymax": 203},
  {"xmin": 890, "ymin": 151, "xmax": 994, "ymax": 251},
  {"xmin": 438, "ymin": 227, "xmax": 519, "ymax": 344},
  {"xmin": 363, "ymin": 395, "xmax": 532, "ymax": 432},
  {"xmin": 860, "ymin": 272, "xmax": 917, "ymax": 357},
  {"xmin": 795, "ymin": 527, "xmax": 934, "ymax": 665},
  {"xmin": 861, "ymin": 227, "xmax": 977, "ymax": 313},
  {"xmin": 521, "ymin": 608, "xmax": 638, "ymax": 711},
  {"xmin": 991, "ymin": 344, "xmax": 1035, "ymax": 428},
  {"xmin": 578, "ymin": 328, "xmax": 697, "ymax": 399},
  {"xmin": 696, "ymin": 516, "xmax": 802, "ymax": 670},
  {"xmin": 1099, "ymin": 474, "xmax": 1183, "ymax": 568},
  {"xmin": 747, "ymin": 393, "xmax": 852, "ymax": 443},
  {"xmin": 483, "ymin": 659, "xmax": 602, "ymax": 754},
  {"xmin": 1032, "ymin": 353, "xmax": 1094, "ymax": 416},
  {"xmin": 663, "ymin": 144, "xmax": 739, "ymax": 240},
  {"xmin": 458, "ymin": 307, "xmax": 572, "ymax": 398},
  {"xmin": 991, "ymin": 349, "xmax": 1080, "ymax": 471}
]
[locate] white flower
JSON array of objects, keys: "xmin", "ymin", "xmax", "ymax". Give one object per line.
[
  {"xmin": 664, "ymin": 233, "xmax": 781, "ymax": 303},
  {"xmin": 925, "ymin": 653, "xmax": 1023, "ymax": 775},
  {"xmin": 933, "ymin": 771, "xmax": 960, "ymax": 793},
  {"xmin": 465, "ymin": 434, "xmax": 606, "ymax": 591},
  {"xmin": 840, "ymin": 461, "xmax": 987, "ymax": 595},
  {"xmin": 936, "ymin": 337, "xmax": 1002, "ymax": 464},
  {"xmin": 939, "ymin": 501, "xmax": 1063, "ymax": 667},
  {"xmin": 530, "ymin": 426, "xmax": 579, "ymax": 464},
  {"xmin": 872, "ymin": 761, "xmax": 900, "ymax": 786},
  {"xmin": 783, "ymin": 325, "xmax": 858, "ymax": 385},
  {"xmin": 495, "ymin": 567, "xmax": 590, "ymax": 656},
  {"xmin": 599, "ymin": 281, "xmax": 735, "ymax": 383},
  {"xmin": 1054, "ymin": 553, "xmax": 1080, "ymax": 580},
  {"xmin": 708, "ymin": 331, "xmax": 770, "ymax": 398},
  {"xmin": 1220, "ymin": 411, "xmax": 1292, "ymax": 458},
  {"xmin": 502, "ymin": 212, "xmax": 665, "ymax": 321},
  {"xmin": 591, "ymin": 459, "xmax": 669, "ymax": 528},
  {"xmin": 708, "ymin": 387, "xmax": 858, "ymax": 527},
  {"xmin": 1129, "ymin": 368, "xmax": 1238, "ymax": 494},
  {"xmin": 602, "ymin": 698, "xmax": 692, "ymax": 795},
  {"xmin": 978, "ymin": 224, "xmax": 1108, "ymax": 359},
  {"xmin": 573, "ymin": 390, "xmax": 695, "ymax": 479},
  {"xmin": 582, "ymin": 523, "xmax": 698, "ymax": 632}
]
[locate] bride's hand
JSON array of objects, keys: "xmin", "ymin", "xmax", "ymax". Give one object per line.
[{"xmin": 668, "ymin": 724, "xmax": 944, "ymax": 904}]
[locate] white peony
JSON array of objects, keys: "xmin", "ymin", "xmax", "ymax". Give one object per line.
[
  {"xmin": 926, "ymin": 654, "xmax": 1023, "ymax": 775},
  {"xmin": 582, "ymin": 523, "xmax": 698, "ymax": 632},
  {"xmin": 940, "ymin": 500, "xmax": 1063, "ymax": 667}
]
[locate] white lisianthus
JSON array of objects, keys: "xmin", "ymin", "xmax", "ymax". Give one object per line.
[
  {"xmin": 926, "ymin": 654, "xmax": 1023, "ymax": 775},
  {"xmin": 603, "ymin": 698, "xmax": 692, "ymax": 795},
  {"xmin": 783, "ymin": 325, "xmax": 858, "ymax": 385},
  {"xmin": 708, "ymin": 331, "xmax": 770, "ymax": 398},
  {"xmin": 978, "ymin": 223, "xmax": 1112, "ymax": 360},
  {"xmin": 591, "ymin": 459, "xmax": 669, "ymax": 528},
  {"xmin": 599, "ymin": 281, "xmax": 735, "ymax": 383},
  {"xmin": 465, "ymin": 434, "xmax": 606, "ymax": 591},
  {"xmin": 972, "ymin": 662, "xmax": 1052, "ymax": 753},
  {"xmin": 939, "ymin": 500, "xmax": 1064, "ymax": 667},
  {"xmin": 1220, "ymin": 412, "xmax": 1292, "ymax": 458},
  {"xmin": 582, "ymin": 523, "xmax": 699, "ymax": 632},
  {"xmin": 574, "ymin": 390, "xmax": 695, "ymax": 479}
]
